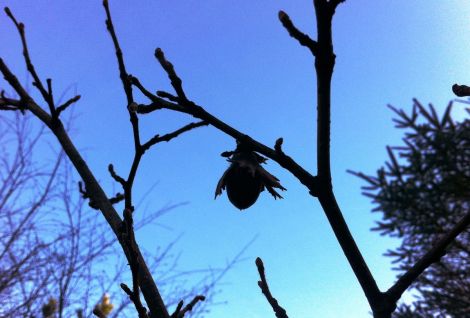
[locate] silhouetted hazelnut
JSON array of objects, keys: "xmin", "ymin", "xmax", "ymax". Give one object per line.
[{"xmin": 215, "ymin": 144, "xmax": 286, "ymax": 210}]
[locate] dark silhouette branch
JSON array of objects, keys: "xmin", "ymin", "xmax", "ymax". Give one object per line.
[
  {"xmin": 1, "ymin": 6, "xmax": 171, "ymax": 318},
  {"xmin": 155, "ymin": 48, "xmax": 189, "ymax": 103},
  {"xmin": 133, "ymin": 50, "xmax": 318, "ymax": 193},
  {"xmin": 170, "ymin": 296, "xmax": 205, "ymax": 318},
  {"xmin": 386, "ymin": 210, "xmax": 470, "ymax": 303},
  {"xmin": 142, "ymin": 121, "xmax": 208, "ymax": 152},
  {"xmin": 92, "ymin": 308, "xmax": 107, "ymax": 318},
  {"xmin": 0, "ymin": 94, "xmax": 24, "ymax": 111},
  {"xmin": 452, "ymin": 83, "xmax": 470, "ymax": 97},
  {"xmin": 129, "ymin": 2, "xmax": 385, "ymax": 314},
  {"xmin": 278, "ymin": 11, "xmax": 318, "ymax": 55},
  {"xmin": 108, "ymin": 164, "xmax": 126, "ymax": 187},
  {"xmin": 120, "ymin": 208, "xmax": 150, "ymax": 318},
  {"xmin": 4, "ymin": 2, "xmax": 467, "ymax": 318},
  {"xmin": 308, "ymin": 1, "xmax": 388, "ymax": 314},
  {"xmin": 120, "ymin": 283, "xmax": 148, "ymax": 318},
  {"xmin": 256, "ymin": 257, "xmax": 288, "ymax": 318},
  {"xmin": 4, "ymin": 7, "xmax": 51, "ymax": 108},
  {"xmin": 56, "ymin": 94, "xmax": 81, "ymax": 116}
]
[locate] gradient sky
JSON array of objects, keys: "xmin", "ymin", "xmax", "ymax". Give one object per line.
[{"xmin": 2, "ymin": 1, "xmax": 470, "ymax": 317}]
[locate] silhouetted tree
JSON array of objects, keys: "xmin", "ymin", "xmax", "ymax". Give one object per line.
[
  {"xmin": 351, "ymin": 100, "xmax": 470, "ymax": 317},
  {"xmin": 0, "ymin": 112, "xmax": 235, "ymax": 318},
  {"xmin": 2, "ymin": 1, "xmax": 470, "ymax": 317}
]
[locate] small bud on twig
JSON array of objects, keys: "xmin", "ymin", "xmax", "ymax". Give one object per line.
[
  {"xmin": 128, "ymin": 102, "xmax": 138, "ymax": 112},
  {"xmin": 275, "ymin": 137, "xmax": 284, "ymax": 153}
]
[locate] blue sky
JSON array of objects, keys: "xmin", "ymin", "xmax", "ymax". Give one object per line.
[{"xmin": 1, "ymin": 1, "xmax": 470, "ymax": 317}]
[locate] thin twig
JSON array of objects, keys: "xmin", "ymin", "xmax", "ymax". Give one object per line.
[
  {"xmin": 120, "ymin": 283, "xmax": 149, "ymax": 318},
  {"xmin": 452, "ymin": 83, "xmax": 470, "ymax": 97},
  {"xmin": 92, "ymin": 308, "xmax": 107, "ymax": 318},
  {"xmin": 255, "ymin": 258, "xmax": 288, "ymax": 318},
  {"xmin": 4, "ymin": 7, "xmax": 53, "ymax": 112},
  {"xmin": 170, "ymin": 301, "xmax": 184, "ymax": 318},
  {"xmin": 278, "ymin": 11, "xmax": 318, "ymax": 55},
  {"xmin": 142, "ymin": 121, "xmax": 208, "ymax": 152},
  {"xmin": 108, "ymin": 164, "xmax": 126, "ymax": 187},
  {"xmin": 155, "ymin": 48, "xmax": 189, "ymax": 102},
  {"xmin": 386, "ymin": 210, "xmax": 470, "ymax": 302},
  {"xmin": 1, "ymin": 10, "xmax": 168, "ymax": 318},
  {"xmin": 170, "ymin": 296, "xmax": 205, "ymax": 318},
  {"xmin": 56, "ymin": 95, "xmax": 81, "ymax": 116},
  {"xmin": 141, "ymin": 50, "xmax": 318, "ymax": 192},
  {"xmin": 274, "ymin": 137, "xmax": 284, "ymax": 153}
]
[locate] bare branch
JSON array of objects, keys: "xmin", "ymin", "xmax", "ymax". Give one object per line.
[
  {"xmin": 102, "ymin": 0, "xmax": 133, "ymax": 103},
  {"xmin": 4, "ymin": 7, "xmax": 53, "ymax": 111},
  {"xmin": 452, "ymin": 83, "xmax": 470, "ymax": 97},
  {"xmin": 278, "ymin": 11, "xmax": 318, "ymax": 55},
  {"xmin": 155, "ymin": 48, "xmax": 189, "ymax": 102},
  {"xmin": 56, "ymin": 95, "xmax": 81, "ymax": 116},
  {"xmin": 274, "ymin": 137, "xmax": 284, "ymax": 153},
  {"xmin": 142, "ymin": 121, "xmax": 208, "ymax": 152},
  {"xmin": 170, "ymin": 301, "xmax": 184, "ymax": 318},
  {"xmin": 386, "ymin": 210, "xmax": 470, "ymax": 302},
  {"xmin": 120, "ymin": 283, "xmax": 149, "ymax": 318},
  {"xmin": 157, "ymin": 91, "xmax": 180, "ymax": 103},
  {"xmin": 93, "ymin": 308, "xmax": 107, "ymax": 318},
  {"xmin": 0, "ymin": 95, "xmax": 24, "ymax": 111},
  {"xmin": 170, "ymin": 296, "xmax": 205, "ymax": 318},
  {"xmin": 256, "ymin": 257, "xmax": 288, "ymax": 318},
  {"xmin": 108, "ymin": 164, "xmax": 126, "ymax": 187},
  {"xmin": 0, "ymin": 59, "xmax": 51, "ymax": 124}
]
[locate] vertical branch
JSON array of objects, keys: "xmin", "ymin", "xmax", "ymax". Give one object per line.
[
  {"xmin": 280, "ymin": 1, "xmax": 384, "ymax": 313},
  {"xmin": 312, "ymin": 0, "xmax": 385, "ymax": 312},
  {"xmin": 255, "ymin": 258, "xmax": 288, "ymax": 318},
  {"xmin": 2, "ymin": 7, "xmax": 171, "ymax": 318},
  {"xmin": 102, "ymin": 0, "xmax": 141, "ymax": 210}
]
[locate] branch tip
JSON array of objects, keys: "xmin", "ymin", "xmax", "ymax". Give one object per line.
[
  {"xmin": 275, "ymin": 137, "xmax": 284, "ymax": 152},
  {"xmin": 278, "ymin": 10, "xmax": 288, "ymax": 22},
  {"xmin": 255, "ymin": 256, "xmax": 263, "ymax": 268},
  {"xmin": 452, "ymin": 83, "xmax": 470, "ymax": 97}
]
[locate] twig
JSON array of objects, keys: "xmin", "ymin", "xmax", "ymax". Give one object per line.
[
  {"xmin": 170, "ymin": 296, "xmax": 205, "ymax": 318},
  {"xmin": 170, "ymin": 301, "xmax": 184, "ymax": 318},
  {"xmin": 108, "ymin": 164, "xmax": 126, "ymax": 187},
  {"xmin": 452, "ymin": 83, "xmax": 470, "ymax": 97},
  {"xmin": 386, "ymin": 210, "xmax": 470, "ymax": 302},
  {"xmin": 139, "ymin": 50, "xmax": 318, "ymax": 192},
  {"xmin": 157, "ymin": 91, "xmax": 180, "ymax": 103},
  {"xmin": 274, "ymin": 137, "xmax": 284, "ymax": 153},
  {"xmin": 102, "ymin": 0, "xmax": 133, "ymax": 103},
  {"xmin": 109, "ymin": 192, "xmax": 125, "ymax": 205},
  {"xmin": 255, "ymin": 258, "xmax": 288, "ymax": 318},
  {"xmin": 120, "ymin": 282, "xmax": 149, "ymax": 318},
  {"xmin": 56, "ymin": 95, "xmax": 81, "ymax": 116},
  {"xmin": 121, "ymin": 208, "xmax": 150, "ymax": 318},
  {"xmin": 0, "ymin": 11, "xmax": 168, "ymax": 318},
  {"xmin": 142, "ymin": 121, "xmax": 208, "ymax": 152},
  {"xmin": 0, "ymin": 96, "xmax": 24, "ymax": 111},
  {"xmin": 5, "ymin": 7, "xmax": 51, "ymax": 107},
  {"xmin": 278, "ymin": 11, "xmax": 318, "ymax": 55},
  {"xmin": 155, "ymin": 48, "xmax": 189, "ymax": 102},
  {"xmin": 92, "ymin": 308, "xmax": 107, "ymax": 318}
]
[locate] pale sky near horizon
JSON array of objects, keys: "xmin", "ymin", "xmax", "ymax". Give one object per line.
[{"xmin": 1, "ymin": 1, "xmax": 470, "ymax": 317}]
